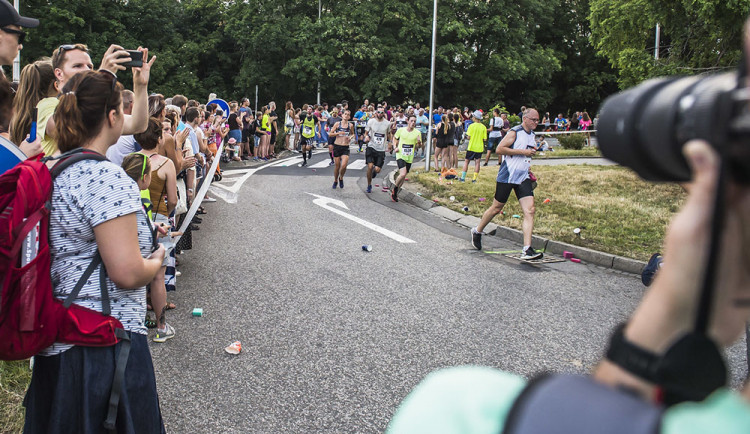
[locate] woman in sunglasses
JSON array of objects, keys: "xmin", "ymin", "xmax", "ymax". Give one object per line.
[{"xmin": 23, "ymin": 71, "xmax": 166, "ymax": 433}]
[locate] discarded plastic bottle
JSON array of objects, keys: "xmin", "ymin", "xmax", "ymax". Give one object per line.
[{"xmin": 362, "ymin": 245, "xmax": 373, "ymax": 252}]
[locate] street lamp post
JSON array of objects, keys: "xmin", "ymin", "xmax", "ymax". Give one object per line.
[
  {"xmin": 317, "ymin": 0, "xmax": 321, "ymax": 105},
  {"xmin": 425, "ymin": 0, "xmax": 437, "ymax": 171},
  {"xmin": 12, "ymin": 0, "xmax": 19, "ymax": 81}
]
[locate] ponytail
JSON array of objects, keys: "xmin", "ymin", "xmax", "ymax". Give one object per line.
[
  {"xmin": 10, "ymin": 58, "xmax": 55, "ymax": 146},
  {"xmin": 53, "ymin": 71, "xmax": 123, "ymax": 153}
]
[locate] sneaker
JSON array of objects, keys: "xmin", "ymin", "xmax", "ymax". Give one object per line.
[
  {"xmin": 483, "ymin": 162, "xmax": 488, "ymax": 166},
  {"xmin": 203, "ymin": 196, "xmax": 217, "ymax": 203},
  {"xmin": 175, "ymin": 270, "xmax": 182, "ymax": 277},
  {"xmin": 471, "ymin": 227, "xmax": 482, "ymax": 250},
  {"xmin": 301, "ymin": 161, "xmax": 307, "ymax": 167},
  {"xmin": 391, "ymin": 189, "xmax": 398, "ymax": 202},
  {"xmin": 520, "ymin": 247, "xmax": 543, "ymax": 260},
  {"xmin": 329, "ymin": 161, "xmax": 335, "ymax": 166},
  {"xmin": 153, "ymin": 323, "xmax": 175, "ymax": 342},
  {"xmin": 366, "ymin": 185, "xmax": 372, "ymax": 193},
  {"xmin": 332, "ymin": 181, "xmax": 338, "ymax": 189},
  {"xmin": 339, "ymin": 179, "xmax": 344, "ymax": 189},
  {"xmin": 641, "ymin": 253, "xmax": 663, "ymax": 287},
  {"xmin": 471, "ymin": 179, "xmax": 477, "ymax": 183},
  {"xmin": 459, "ymin": 178, "xmax": 465, "ymax": 182}
]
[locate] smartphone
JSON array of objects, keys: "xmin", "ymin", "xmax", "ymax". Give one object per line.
[
  {"xmin": 27, "ymin": 107, "xmax": 37, "ymax": 142},
  {"xmin": 121, "ymin": 50, "xmax": 143, "ymax": 68}
]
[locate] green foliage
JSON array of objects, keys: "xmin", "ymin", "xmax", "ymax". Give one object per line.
[
  {"xmin": 14, "ymin": 0, "xmax": 613, "ymax": 115},
  {"xmin": 557, "ymin": 133, "xmax": 587, "ymax": 150},
  {"xmin": 590, "ymin": 0, "xmax": 749, "ymax": 88}
]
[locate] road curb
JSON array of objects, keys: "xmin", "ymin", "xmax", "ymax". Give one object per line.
[{"xmin": 386, "ymin": 170, "xmax": 646, "ymax": 275}]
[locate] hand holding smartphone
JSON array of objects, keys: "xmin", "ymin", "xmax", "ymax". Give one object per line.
[{"xmin": 120, "ymin": 50, "xmax": 143, "ymax": 68}]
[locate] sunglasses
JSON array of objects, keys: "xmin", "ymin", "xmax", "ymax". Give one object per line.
[
  {"xmin": 134, "ymin": 152, "xmax": 149, "ymax": 179},
  {"xmin": 2, "ymin": 27, "xmax": 25, "ymax": 44}
]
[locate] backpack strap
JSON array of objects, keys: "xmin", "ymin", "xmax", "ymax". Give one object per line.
[
  {"xmin": 62, "ymin": 252, "xmax": 112, "ymax": 314},
  {"xmin": 503, "ymin": 374, "xmax": 663, "ymax": 434},
  {"xmin": 102, "ymin": 327, "xmax": 131, "ymax": 432}
]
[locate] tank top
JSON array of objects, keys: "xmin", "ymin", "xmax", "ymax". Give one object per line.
[
  {"xmin": 147, "ymin": 156, "xmax": 170, "ymax": 217},
  {"xmin": 334, "ymin": 122, "xmax": 352, "ymax": 146}
]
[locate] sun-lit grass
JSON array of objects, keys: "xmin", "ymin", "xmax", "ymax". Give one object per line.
[
  {"xmin": 1, "ymin": 360, "xmax": 31, "ymax": 433},
  {"xmin": 534, "ymin": 147, "xmax": 602, "ymax": 158},
  {"xmin": 411, "ymin": 164, "xmax": 686, "ymax": 261}
]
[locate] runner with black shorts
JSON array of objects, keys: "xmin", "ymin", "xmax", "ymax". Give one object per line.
[
  {"xmin": 331, "ymin": 109, "xmax": 354, "ymax": 189},
  {"xmin": 299, "ymin": 105, "xmax": 320, "ymax": 167},
  {"xmin": 471, "ymin": 108, "xmax": 543, "ymax": 260},
  {"xmin": 460, "ymin": 110, "xmax": 487, "ymax": 183},
  {"xmin": 364, "ymin": 107, "xmax": 390, "ymax": 193},
  {"xmin": 388, "ymin": 115, "xmax": 422, "ymax": 202},
  {"xmin": 326, "ymin": 108, "xmax": 341, "ymax": 166}
]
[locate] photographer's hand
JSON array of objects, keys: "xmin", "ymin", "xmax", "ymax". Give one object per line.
[
  {"xmin": 594, "ymin": 141, "xmax": 750, "ymax": 400},
  {"xmin": 99, "ymin": 44, "xmax": 130, "ymax": 75}
]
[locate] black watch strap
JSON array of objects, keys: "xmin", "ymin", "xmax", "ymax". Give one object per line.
[{"xmin": 605, "ymin": 322, "xmax": 660, "ymax": 383}]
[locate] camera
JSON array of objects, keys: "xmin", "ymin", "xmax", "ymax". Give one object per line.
[{"xmin": 597, "ymin": 71, "xmax": 750, "ymax": 183}]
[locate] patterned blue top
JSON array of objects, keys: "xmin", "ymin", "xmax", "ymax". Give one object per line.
[{"xmin": 42, "ymin": 159, "xmax": 152, "ymax": 356}]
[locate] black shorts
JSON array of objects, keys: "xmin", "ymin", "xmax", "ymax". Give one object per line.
[
  {"xmin": 396, "ymin": 158, "xmax": 412, "ymax": 172},
  {"xmin": 300, "ymin": 136, "xmax": 314, "ymax": 147},
  {"xmin": 435, "ymin": 139, "xmax": 449, "ymax": 149},
  {"xmin": 494, "ymin": 178, "xmax": 535, "ymax": 203},
  {"xmin": 242, "ymin": 130, "xmax": 250, "ymax": 143},
  {"xmin": 365, "ymin": 147, "xmax": 385, "ymax": 168},
  {"xmin": 487, "ymin": 136, "xmax": 501, "ymax": 152},
  {"xmin": 465, "ymin": 150, "xmax": 483, "ymax": 160},
  {"xmin": 333, "ymin": 145, "xmax": 350, "ymax": 158}
]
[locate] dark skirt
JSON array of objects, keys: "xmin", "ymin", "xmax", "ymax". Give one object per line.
[{"xmin": 24, "ymin": 333, "xmax": 165, "ymax": 434}]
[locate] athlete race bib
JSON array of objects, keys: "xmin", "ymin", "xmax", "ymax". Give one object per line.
[
  {"xmin": 373, "ymin": 133, "xmax": 385, "ymax": 145},
  {"xmin": 303, "ymin": 126, "xmax": 313, "ymax": 135},
  {"xmin": 402, "ymin": 144, "xmax": 414, "ymax": 156},
  {"xmin": 357, "ymin": 120, "xmax": 367, "ymax": 128}
]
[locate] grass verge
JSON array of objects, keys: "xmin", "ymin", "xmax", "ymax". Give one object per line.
[
  {"xmin": 411, "ymin": 164, "xmax": 686, "ymax": 261},
  {"xmin": 533, "ymin": 147, "xmax": 601, "ymax": 158},
  {"xmin": 1, "ymin": 360, "xmax": 30, "ymax": 433}
]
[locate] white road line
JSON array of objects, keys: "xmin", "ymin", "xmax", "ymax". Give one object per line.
[
  {"xmin": 309, "ymin": 160, "xmax": 331, "ymax": 168},
  {"xmin": 307, "ymin": 193, "xmax": 416, "ymax": 244},
  {"xmin": 347, "ymin": 159, "xmax": 367, "ymax": 170}
]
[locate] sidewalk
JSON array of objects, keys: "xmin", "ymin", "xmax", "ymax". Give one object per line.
[{"xmin": 383, "ymin": 169, "xmax": 646, "ymax": 275}]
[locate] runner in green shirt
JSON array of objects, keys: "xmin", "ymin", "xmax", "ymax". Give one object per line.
[
  {"xmin": 388, "ymin": 115, "xmax": 422, "ymax": 202},
  {"xmin": 461, "ymin": 110, "xmax": 488, "ymax": 182}
]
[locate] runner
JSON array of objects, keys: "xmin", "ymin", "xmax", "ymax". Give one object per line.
[
  {"xmin": 330, "ymin": 109, "xmax": 355, "ymax": 189},
  {"xmin": 388, "ymin": 115, "xmax": 422, "ymax": 202},
  {"xmin": 471, "ymin": 108, "xmax": 543, "ymax": 260},
  {"xmin": 483, "ymin": 108, "xmax": 503, "ymax": 166},
  {"xmin": 391, "ymin": 109, "xmax": 408, "ymax": 135},
  {"xmin": 364, "ymin": 106, "xmax": 390, "ymax": 193},
  {"xmin": 460, "ymin": 110, "xmax": 487, "ymax": 183},
  {"xmin": 354, "ymin": 104, "xmax": 369, "ymax": 153},
  {"xmin": 299, "ymin": 105, "xmax": 320, "ymax": 167},
  {"xmin": 326, "ymin": 108, "xmax": 341, "ymax": 166}
]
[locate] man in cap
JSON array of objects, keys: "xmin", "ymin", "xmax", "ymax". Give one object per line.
[
  {"xmin": 460, "ymin": 110, "xmax": 487, "ymax": 183},
  {"xmin": 0, "ymin": 0, "xmax": 38, "ymax": 67}
]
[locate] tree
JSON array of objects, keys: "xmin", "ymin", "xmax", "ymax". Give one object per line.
[{"xmin": 589, "ymin": 0, "xmax": 749, "ymax": 88}]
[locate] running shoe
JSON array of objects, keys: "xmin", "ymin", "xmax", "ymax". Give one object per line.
[
  {"xmin": 641, "ymin": 253, "xmax": 663, "ymax": 287},
  {"xmin": 339, "ymin": 179, "xmax": 344, "ymax": 189},
  {"xmin": 520, "ymin": 247, "xmax": 543, "ymax": 260},
  {"xmin": 329, "ymin": 161, "xmax": 335, "ymax": 166},
  {"xmin": 391, "ymin": 189, "xmax": 398, "ymax": 202},
  {"xmin": 471, "ymin": 227, "xmax": 482, "ymax": 250},
  {"xmin": 153, "ymin": 323, "xmax": 175, "ymax": 343},
  {"xmin": 332, "ymin": 181, "xmax": 338, "ymax": 189},
  {"xmin": 366, "ymin": 185, "xmax": 372, "ymax": 193},
  {"xmin": 203, "ymin": 197, "xmax": 217, "ymax": 203},
  {"xmin": 301, "ymin": 161, "xmax": 307, "ymax": 167},
  {"xmin": 472, "ymin": 179, "xmax": 477, "ymax": 184}
]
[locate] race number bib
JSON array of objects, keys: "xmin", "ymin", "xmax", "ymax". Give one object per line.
[
  {"xmin": 357, "ymin": 120, "xmax": 367, "ymax": 127},
  {"xmin": 303, "ymin": 126, "xmax": 313, "ymax": 135},
  {"xmin": 402, "ymin": 144, "xmax": 414, "ymax": 156},
  {"xmin": 373, "ymin": 133, "xmax": 385, "ymax": 145}
]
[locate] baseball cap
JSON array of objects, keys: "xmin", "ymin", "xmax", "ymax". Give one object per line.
[
  {"xmin": 472, "ymin": 110, "xmax": 483, "ymax": 119},
  {"xmin": 0, "ymin": 0, "xmax": 38, "ymax": 28}
]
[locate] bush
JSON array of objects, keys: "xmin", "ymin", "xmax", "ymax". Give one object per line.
[{"xmin": 557, "ymin": 133, "xmax": 586, "ymax": 150}]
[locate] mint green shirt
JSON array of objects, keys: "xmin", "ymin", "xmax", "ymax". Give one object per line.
[{"xmin": 387, "ymin": 366, "xmax": 750, "ymax": 434}]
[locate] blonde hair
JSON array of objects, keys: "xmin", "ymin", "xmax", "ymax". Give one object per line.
[{"xmin": 10, "ymin": 58, "xmax": 56, "ymax": 145}]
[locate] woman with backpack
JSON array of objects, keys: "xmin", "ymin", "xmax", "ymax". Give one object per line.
[{"xmin": 23, "ymin": 69, "xmax": 166, "ymax": 433}]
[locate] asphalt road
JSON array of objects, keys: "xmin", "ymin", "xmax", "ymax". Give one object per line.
[{"xmin": 150, "ymin": 150, "xmax": 748, "ymax": 433}]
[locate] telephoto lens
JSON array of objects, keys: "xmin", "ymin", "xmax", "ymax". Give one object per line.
[{"xmin": 598, "ymin": 71, "xmax": 750, "ymax": 183}]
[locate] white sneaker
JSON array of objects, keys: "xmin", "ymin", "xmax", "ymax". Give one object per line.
[
  {"xmin": 153, "ymin": 323, "xmax": 175, "ymax": 343},
  {"xmin": 203, "ymin": 196, "xmax": 217, "ymax": 203},
  {"xmin": 175, "ymin": 271, "xmax": 182, "ymax": 277}
]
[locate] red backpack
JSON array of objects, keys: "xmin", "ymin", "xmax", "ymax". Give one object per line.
[{"xmin": 0, "ymin": 150, "xmax": 131, "ymax": 430}]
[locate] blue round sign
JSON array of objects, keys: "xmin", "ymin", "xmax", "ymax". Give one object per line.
[
  {"xmin": 207, "ymin": 99, "xmax": 230, "ymax": 118},
  {"xmin": 0, "ymin": 136, "xmax": 26, "ymax": 175}
]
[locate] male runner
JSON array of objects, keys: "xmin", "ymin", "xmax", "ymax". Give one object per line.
[
  {"xmin": 299, "ymin": 104, "xmax": 320, "ymax": 166},
  {"xmin": 484, "ymin": 108, "xmax": 503, "ymax": 166},
  {"xmin": 364, "ymin": 106, "xmax": 390, "ymax": 193},
  {"xmin": 354, "ymin": 105, "xmax": 369, "ymax": 152},
  {"xmin": 460, "ymin": 110, "xmax": 487, "ymax": 183},
  {"xmin": 388, "ymin": 115, "xmax": 422, "ymax": 202},
  {"xmin": 471, "ymin": 108, "xmax": 542, "ymax": 260}
]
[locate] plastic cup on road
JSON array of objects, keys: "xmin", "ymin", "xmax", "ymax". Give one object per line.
[{"xmin": 362, "ymin": 245, "xmax": 373, "ymax": 252}]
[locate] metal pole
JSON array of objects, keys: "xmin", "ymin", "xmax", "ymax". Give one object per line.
[
  {"xmin": 316, "ymin": 0, "xmax": 321, "ymax": 105},
  {"xmin": 12, "ymin": 0, "xmax": 19, "ymax": 81},
  {"xmin": 425, "ymin": 0, "xmax": 437, "ymax": 171},
  {"xmin": 254, "ymin": 85, "xmax": 258, "ymax": 113},
  {"xmin": 654, "ymin": 23, "xmax": 660, "ymax": 60}
]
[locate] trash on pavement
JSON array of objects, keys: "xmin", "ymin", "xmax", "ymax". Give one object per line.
[
  {"xmin": 225, "ymin": 341, "xmax": 242, "ymax": 355},
  {"xmin": 512, "ymin": 214, "xmax": 521, "ymax": 219},
  {"xmin": 570, "ymin": 258, "xmax": 581, "ymax": 263},
  {"xmin": 192, "ymin": 308, "xmax": 203, "ymax": 317},
  {"xmin": 362, "ymin": 245, "xmax": 373, "ymax": 252},
  {"xmin": 543, "ymin": 198, "xmax": 551, "ymax": 204}
]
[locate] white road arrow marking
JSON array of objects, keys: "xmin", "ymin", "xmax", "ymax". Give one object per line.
[{"xmin": 306, "ymin": 193, "xmax": 416, "ymax": 244}]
